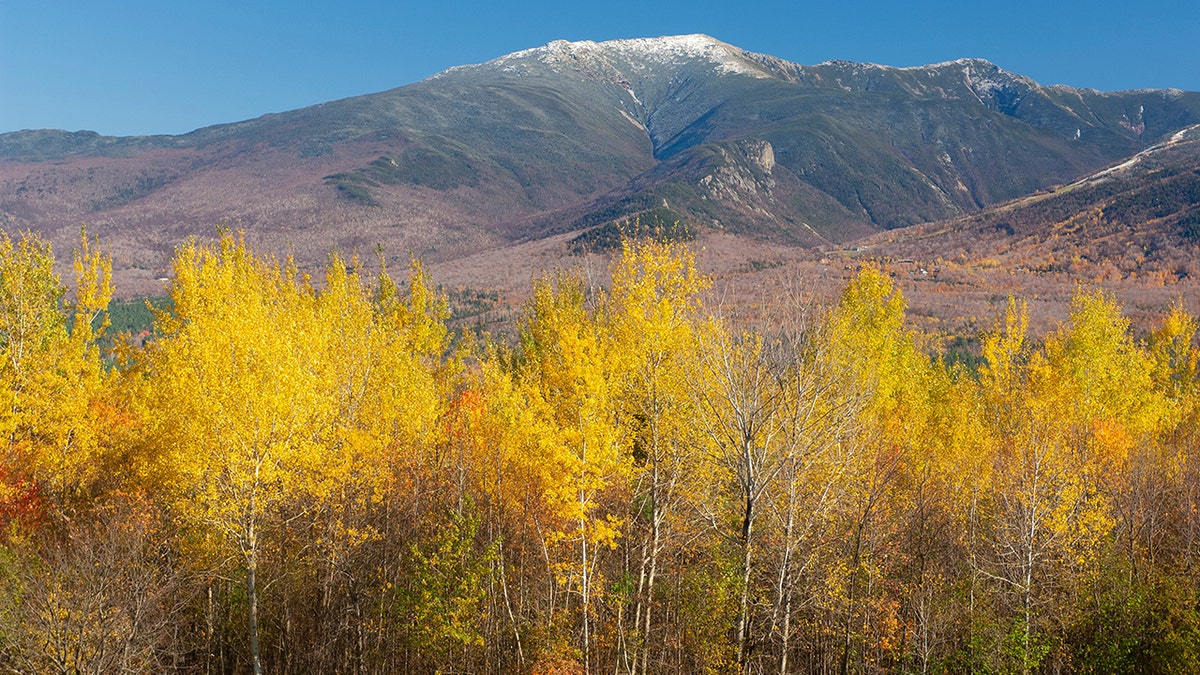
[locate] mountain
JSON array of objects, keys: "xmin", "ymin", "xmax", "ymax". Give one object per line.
[
  {"xmin": 869, "ymin": 123, "xmax": 1200, "ymax": 276},
  {"xmin": 2, "ymin": 34, "xmax": 1199, "ymax": 294}
]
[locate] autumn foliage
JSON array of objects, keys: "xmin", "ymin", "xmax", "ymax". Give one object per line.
[{"xmin": 2, "ymin": 230, "xmax": 1199, "ymax": 673}]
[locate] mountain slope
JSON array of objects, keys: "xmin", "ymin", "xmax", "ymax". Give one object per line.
[
  {"xmin": 868, "ymin": 123, "xmax": 1200, "ymax": 275},
  {"xmin": 2, "ymin": 35, "xmax": 1199, "ymax": 294}
]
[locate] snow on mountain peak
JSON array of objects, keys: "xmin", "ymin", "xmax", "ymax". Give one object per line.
[
  {"xmin": 906, "ymin": 57, "xmax": 997, "ymax": 71},
  {"xmin": 490, "ymin": 34, "xmax": 770, "ymax": 79}
]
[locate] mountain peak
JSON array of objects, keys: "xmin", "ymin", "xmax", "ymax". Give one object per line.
[
  {"xmin": 534, "ymin": 33, "xmax": 730, "ymax": 58},
  {"xmin": 911, "ymin": 56, "xmax": 998, "ymax": 70},
  {"xmin": 484, "ymin": 34, "xmax": 770, "ymax": 79}
]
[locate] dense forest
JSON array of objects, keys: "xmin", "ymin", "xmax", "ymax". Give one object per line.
[{"xmin": 1, "ymin": 229, "xmax": 1199, "ymax": 674}]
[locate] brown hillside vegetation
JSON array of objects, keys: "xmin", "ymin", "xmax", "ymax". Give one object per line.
[
  {"xmin": 854, "ymin": 127, "xmax": 1200, "ymax": 340},
  {"xmin": 2, "ymin": 230, "xmax": 1200, "ymax": 673}
]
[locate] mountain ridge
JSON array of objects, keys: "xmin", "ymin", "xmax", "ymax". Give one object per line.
[{"xmin": 2, "ymin": 34, "xmax": 1199, "ymax": 296}]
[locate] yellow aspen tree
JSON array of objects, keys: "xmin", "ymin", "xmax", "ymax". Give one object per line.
[
  {"xmin": 367, "ymin": 257, "xmax": 457, "ymax": 485},
  {"xmin": 916, "ymin": 362, "xmax": 992, "ymax": 672},
  {"xmin": 977, "ymin": 298, "xmax": 1062, "ymax": 673},
  {"xmin": 0, "ymin": 233, "xmax": 181, "ymax": 675},
  {"xmin": 146, "ymin": 233, "xmax": 341, "ymax": 675},
  {"xmin": 606, "ymin": 239, "xmax": 707, "ymax": 674},
  {"xmin": 1148, "ymin": 301, "xmax": 1199, "ymax": 400},
  {"xmin": 470, "ymin": 351, "xmax": 572, "ymax": 669},
  {"xmin": 0, "ymin": 231, "xmax": 63, "ymax": 527},
  {"xmin": 518, "ymin": 270, "xmax": 628, "ymax": 675},
  {"xmin": 1041, "ymin": 289, "xmax": 1167, "ymax": 647},
  {"xmin": 0, "ymin": 229, "xmax": 112, "ymax": 524},
  {"xmin": 820, "ymin": 266, "xmax": 922, "ymax": 675},
  {"xmin": 1147, "ymin": 303, "xmax": 1200, "ymax": 573},
  {"xmin": 308, "ymin": 254, "xmax": 451, "ymax": 527},
  {"xmin": 273, "ymin": 255, "xmax": 439, "ymax": 670},
  {"xmin": 51, "ymin": 231, "xmax": 113, "ymax": 505},
  {"xmin": 1046, "ymin": 289, "xmax": 1163, "ymax": 593},
  {"xmin": 365, "ymin": 260, "xmax": 485, "ymax": 673},
  {"xmin": 977, "ymin": 289, "xmax": 1159, "ymax": 673}
]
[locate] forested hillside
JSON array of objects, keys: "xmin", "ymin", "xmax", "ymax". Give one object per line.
[{"xmin": 2, "ymin": 231, "xmax": 1199, "ymax": 673}]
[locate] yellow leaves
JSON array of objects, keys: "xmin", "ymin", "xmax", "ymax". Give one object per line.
[
  {"xmin": 1089, "ymin": 418, "xmax": 1134, "ymax": 476},
  {"xmin": 1042, "ymin": 287, "xmax": 1158, "ymax": 430},
  {"xmin": 981, "ymin": 287, "xmax": 1165, "ymax": 461},
  {"xmin": 1148, "ymin": 300, "xmax": 1200, "ymax": 400},
  {"xmin": 981, "ymin": 297, "xmax": 1029, "ymax": 397},
  {"xmin": 469, "ymin": 359, "xmax": 561, "ymax": 504},
  {"xmin": 609, "ymin": 239, "xmax": 707, "ymax": 346},
  {"xmin": 70, "ymin": 227, "xmax": 112, "ymax": 353},
  {"xmin": 966, "ymin": 286, "xmax": 1192, "ymax": 627},
  {"xmin": 543, "ymin": 512, "xmax": 624, "ymax": 552},
  {"xmin": 516, "ymin": 268, "xmax": 628, "ymax": 530},
  {"xmin": 0, "ymin": 231, "xmax": 64, "ymax": 370},
  {"xmin": 494, "ymin": 241, "xmax": 714, "ymax": 645},
  {"xmin": 147, "ymin": 232, "xmax": 455, "ymax": 568},
  {"xmin": 609, "ymin": 239, "xmax": 706, "ymax": 458},
  {"xmin": 592, "ymin": 513, "xmax": 624, "ymax": 549},
  {"xmin": 0, "ymin": 232, "xmax": 65, "ymax": 455},
  {"xmin": 0, "ymin": 229, "xmax": 117, "ymax": 513},
  {"xmin": 12, "ymin": 227, "xmax": 1200, "ymax": 670},
  {"xmin": 522, "ymin": 270, "xmax": 616, "ymax": 442},
  {"xmin": 827, "ymin": 266, "xmax": 907, "ymax": 373},
  {"xmin": 825, "ymin": 267, "xmax": 927, "ymax": 447},
  {"xmin": 375, "ymin": 255, "xmax": 449, "ymax": 359}
]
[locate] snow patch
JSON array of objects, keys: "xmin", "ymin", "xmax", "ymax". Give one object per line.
[
  {"xmin": 1171, "ymin": 126, "xmax": 1194, "ymax": 143},
  {"xmin": 490, "ymin": 34, "xmax": 771, "ymax": 79},
  {"xmin": 902, "ymin": 57, "xmax": 995, "ymax": 71},
  {"xmin": 1077, "ymin": 123, "xmax": 1200, "ymax": 183},
  {"xmin": 815, "ymin": 59, "xmax": 891, "ymax": 72}
]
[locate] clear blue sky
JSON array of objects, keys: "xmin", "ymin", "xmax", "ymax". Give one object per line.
[{"xmin": 3, "ymin": 0, "xmax": 1198, "ymax": 137}]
